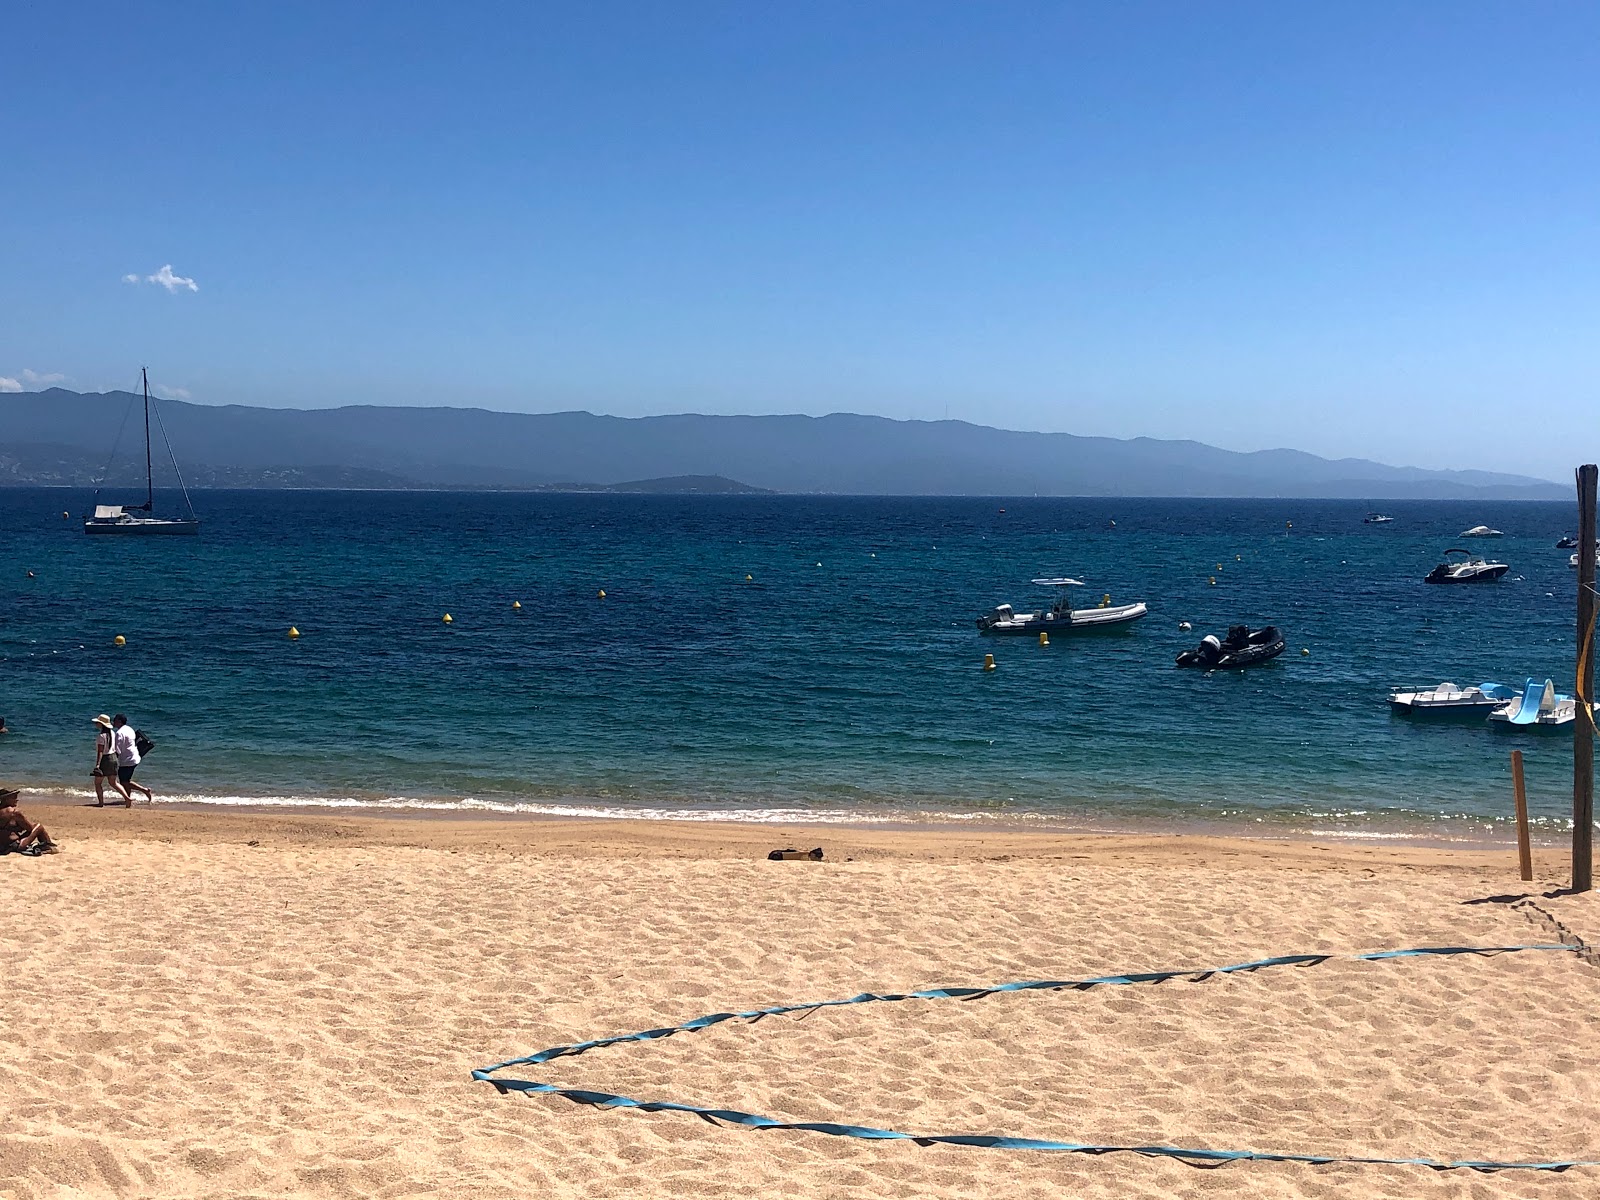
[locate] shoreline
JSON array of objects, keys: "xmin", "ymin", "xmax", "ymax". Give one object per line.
[
  {"xmin": 25, "ymin": 794, "xmax": 1565, "ymax": 872},
  {"xmin": 15, "ymin": 775, "xmax": 1565, "ymax": 853}
]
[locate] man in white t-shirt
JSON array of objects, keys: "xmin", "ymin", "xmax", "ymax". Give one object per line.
[{"xmin": 111, "ymin": 714, "xmax": 154, "ymax": 803}]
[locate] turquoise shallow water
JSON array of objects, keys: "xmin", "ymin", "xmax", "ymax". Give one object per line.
[{"xmin": 0, "ymin": 489, "xmax": 1589, "ymax": 840}]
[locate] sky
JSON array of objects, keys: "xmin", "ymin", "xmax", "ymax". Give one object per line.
[{"xmin": 3, "ymin": 1, "xmax": 1596, "ymax": 481}]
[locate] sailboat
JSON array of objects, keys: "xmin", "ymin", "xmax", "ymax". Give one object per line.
[{"xmin": 83, "ymin": 368, "xmax": 200, "ymax": 535}]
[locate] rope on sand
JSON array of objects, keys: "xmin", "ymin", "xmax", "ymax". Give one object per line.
[{"xmin": 474, "ymin": 943, "xmax": 1597, "ymax": 1172}]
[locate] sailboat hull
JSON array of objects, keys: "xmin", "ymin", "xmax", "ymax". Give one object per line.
[{"xmin": 85, "ymin": 518, "xmax": 200, "ymax": 535}]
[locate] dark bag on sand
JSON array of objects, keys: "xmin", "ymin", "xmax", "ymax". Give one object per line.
[
  {"xmin": 767, "ymin": 847, "xmax": 824, "ymax": 861},
  {"xmin": 134, "ymin": 729, "xmax": 154, "ymax": 757}
]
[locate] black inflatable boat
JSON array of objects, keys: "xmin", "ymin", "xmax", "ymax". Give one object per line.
[{"xmin": 1175, "ymin": 624, "xmax": 1286, "ymax": 669}]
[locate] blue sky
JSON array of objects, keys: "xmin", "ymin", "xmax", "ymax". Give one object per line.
[{"xmin": 3, "ymin": 2, "xmax": 1596, "ymax": 480}]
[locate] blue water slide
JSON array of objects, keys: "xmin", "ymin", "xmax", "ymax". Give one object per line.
[
  {"xmin": 1479, "ymin": 682, "xmax": 1517, "ymax": 702},
  {"xmin": 1507, "ymin": 678, "xmax": 1544, "ymax": 725}
]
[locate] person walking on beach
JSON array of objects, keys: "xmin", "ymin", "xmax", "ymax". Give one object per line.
[
  {"xmin": 91, "ymin": 714, "xmax": 121, "ymax": 806},
  {"xmin": 111, "ymin": 714, "xmax": 153, "ymax": 804},
  {"xmin": 1, "ymin": 786, "xmax": 58, "ymax": 854}
]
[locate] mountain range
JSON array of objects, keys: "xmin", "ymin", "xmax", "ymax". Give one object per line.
[{"xmin": 0, "ymin": 387, "xmax": 1564, "ymax": 498}]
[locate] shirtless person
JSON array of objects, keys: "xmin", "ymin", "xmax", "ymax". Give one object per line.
[{"xmin": 1, "ymin": 787, "xmax": 58, "ymax": 854}]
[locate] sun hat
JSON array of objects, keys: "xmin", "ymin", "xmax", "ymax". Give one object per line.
[{"xmin": 93, "ymin": 714, "xmax": 112, "ymax": 729}]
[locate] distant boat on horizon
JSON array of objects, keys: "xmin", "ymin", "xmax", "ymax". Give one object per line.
[{"xmin": 83, "ymin": 368, "xmax": 200, "ymax": 536}]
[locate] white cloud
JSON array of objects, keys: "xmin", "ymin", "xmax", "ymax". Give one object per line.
[
  {"xmin": 21, "ymin": 369, "xmax": 67, "ymax": 385},
  {"xmin": 0, "ymin": 377, "xmax": 20, "ymax": 392},
  {"xmin": 149, "ymin": 264, "xmax": 198, "ymax": 292},
  {"xmin": 122, "ymin": 264, "xmax": 199, "ymax": 292},
  {"xmin": 156, "ymin": 385, "xmax": 191, "ymax": 400}
]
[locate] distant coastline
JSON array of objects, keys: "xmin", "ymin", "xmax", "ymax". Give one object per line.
[{"xmin": 1, "ymin": 386, "xmax": 1567, "ymax": 499}]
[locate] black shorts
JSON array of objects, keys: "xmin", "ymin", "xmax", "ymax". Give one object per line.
[{"xmin": 117, "ymin": 765, "xmax": 137, "ymax": 784}]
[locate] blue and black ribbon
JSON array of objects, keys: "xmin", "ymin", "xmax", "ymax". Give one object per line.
[{"xmin": 475, "ymin": 944, "xmax": 1595, "ymax": 1172}]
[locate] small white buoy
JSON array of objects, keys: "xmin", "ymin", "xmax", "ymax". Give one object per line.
[
  {"xmin": 442, "ymin": 613, "xmax": 453, "ymax": 623},
  {"xmin": 288, "ymin": 626, "xmax": 300, "ymax": 639},
  {"xmin": 1209, "ymin": 576, "xmax": 1216, "ymax": 586},
  {"xmin": 745, "ymin": 574, "xmax": 753, "ymax": 581},
  {"xmin": 1301, "ymin": 647, "xmax": 1310, "ymax": 656},
  {"xmin": 1178, "ymin": 621, "xmax": 1192, "ymax": 631},
  {"xmin": 983, "ymin": 653, "xmax": 996, "ymax": 672},
  {"xmin": 114, "ymin": 634, "xmax": 126, "ymax": 646},
  {"xmin": 62, "ymin": 511, "xmax": 69, "ymax": 519},
  {"xmin": 1215, "ymin": 563, "xmax": 1223, "ymax": 571},
  {"xmin": 816, "ymin": 562, "xmax": 822, "ymax": 567},
  {"xmin": 512, "ymin": 600, "xmax": 521, "ymax": 610}
]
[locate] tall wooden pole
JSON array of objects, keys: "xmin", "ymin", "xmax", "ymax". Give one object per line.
[
  {"xmin": 1511, "ymin": 750, "xmax": 1532, "ymax": 883},
  {"xmin": 1574, "ymin": 464, "xmax": 1596, "ymax": 893}
]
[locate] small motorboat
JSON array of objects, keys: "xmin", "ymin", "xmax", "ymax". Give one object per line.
[
  {"xmin": 1458, "ymin": 525, "xmax": 1503, "ymax": 537},
  {"xmin": 977, "ymin": 578, "xmax": 1148, "ymax": 635},
  {"xmin": 1557, "ymin": 535, "xmax": 1579, "ymax": 549},
  {"xmin": 1488, "ymin": 678, "xmax": 1586, "ymax": 730},
  {"xmin": 1363, "ymin": 513, "xmax": 1395, "ymax": 524},
  {"xmin": 1388, "ymin": 681, "xmax": 1518, "ymax": 716},
  {"xmin": 1175, "ymin": 624, "xmax": 1285, "ymax": 669},
  {"xmin": 1424, "ymin": 549, "xmax": 1509, "ymax": 583}
]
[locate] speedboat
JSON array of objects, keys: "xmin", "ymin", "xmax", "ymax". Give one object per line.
[
  {"xmin": 1363, "ymin": 513, "xmax": 1395, "ymax": 524},
  {"xmin": 1557, "ymin": 535, "xmax": 1578, "ymax": 549},
  {"xmin": 977, "ymin": 578, "xmax": 1148, "ymax": 635},
  {"xmin": 1424, "ymin": 549, "xmax": 1508, "ymax": 583},
  {"xmin": 1175, "ymin": 625, "xmax": 1285, "ymax": 669},
  {"xmin": 1458, "ymin": 525, "xmax": 1503, "ymax": 537},
  {"xmin": 1388, "ymin": 681, "xmax": 1518, "ymax": 716},
  {"xmin": 1487, "ymin": 678, "xmax": 1586, "ymax": 730}
]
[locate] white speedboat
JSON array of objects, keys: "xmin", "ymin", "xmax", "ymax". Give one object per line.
[
  {"xmin": 1488, "ymin": 678, "xmax": 1586, "ymax": 730},
  {"xmin": 977, "ymin": 578, "xmax": 1148, "ymax": 635},
  {"xmin": 1363, "ymin": 513, "xmax": 1395, "ymax": 524},
  {"xmin": 1388, "ymin": 681, "xmax": 1518, "ymax": 716},
  {"xmin": 1424, "ymin": 549, "xmax": 1508, "ymax": 583},
  {"xmin": 1458, "ymin": 525, "xmax": 1503, "ymax": 537}
]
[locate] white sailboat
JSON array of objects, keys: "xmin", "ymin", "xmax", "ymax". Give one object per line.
[{"xmin": 84, "ymin": 368, "xmax": 200, "ymax": 536}]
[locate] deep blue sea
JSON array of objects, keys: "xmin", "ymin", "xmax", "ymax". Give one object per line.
[{"xmin": 1, "ymin": 489, "xmax": 1589, "ymax": 841}]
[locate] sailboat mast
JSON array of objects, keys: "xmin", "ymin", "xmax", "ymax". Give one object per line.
[{"xmin": 143, "ymin": 366, "xmax": 154, "ymax": 513}]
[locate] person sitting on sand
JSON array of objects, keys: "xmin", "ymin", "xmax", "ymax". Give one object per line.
[
  {"xmin": 111, "ymin": 714, "xmax": 153, "ymax": 804},
  {"xmin": 1, "ymin": 787, "xmax": 58, "ymax": 854}
]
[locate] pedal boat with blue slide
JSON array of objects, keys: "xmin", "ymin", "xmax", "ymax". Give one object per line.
[
  {"xmin": 1387, "ymin": 681, "xmax": 1518, "ymax": 716},
  {"xmin": 1487, "ymin": 678, "xmax": 1589, "ymax": 730},
  {"xmin": 977, "ymin": 578, "xmax": 1148, "ymax": 635}
]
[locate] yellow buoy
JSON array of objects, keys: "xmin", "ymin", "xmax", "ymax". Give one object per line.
[
  {"xmin": 745, "ymin": 574, "xmax": 752, "ymax": 581},
  {"xmin": 1235, "ymin": 555, "xmax": 1241, "ymax": 562},
  {"xmin": 983, "ymin": 653, "xmax": 996, "ymax": 671},
  {"xmin": 1038, "ymin": 632, "xmax": 1048, "ymax": 646},
  {"xmin": 1301, "ymin": 647, "xmax": 1310, "ymax": 656},
  {"xmin": 1101, "ymin": 593, "xmax": 1110, "ymax": 607},
  {"xmin": 442, "ymin": 613, "xmax": 453, "ymax": 623},
  {"xmin": 512, "ymin": 600, "xmax": 521, "ymax": 609},
  {"xmin": 597, "ymin": 589, "xmax": 606, "ymax": 599},
  {"xmin": 288, "ymin": 626, "xmax": 300, "ymax": 639},
  {"xmin": 114, "ymin": 635, "xmax": 126, "ymax": 646},
  {"xmin": 1209, "ymin": 576, "xmax": 1216, "ymax": 586}
]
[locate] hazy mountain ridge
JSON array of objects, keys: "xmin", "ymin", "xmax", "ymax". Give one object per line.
[{"xmin": 0, "ymin": 388, "xmax": 1564, "ymax": 498}]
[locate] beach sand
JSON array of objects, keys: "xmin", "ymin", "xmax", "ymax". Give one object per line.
[{"xmin": 5, "ymin": 803, "xmax": 1599, "ymax": 1199}]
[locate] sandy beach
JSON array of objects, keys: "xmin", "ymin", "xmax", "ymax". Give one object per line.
[{"xmin": 5, "ymin": 801, "xmax": 1599, "ymax": 1199}]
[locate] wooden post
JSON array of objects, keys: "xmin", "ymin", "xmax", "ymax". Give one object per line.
[
  {"xmin": 1511, "ymin": 749, "xmax": 1532, "ymax": 882},
  {"xmin": 1575, "ymin": 464, "xmax": 1597, "ymax": 893}
]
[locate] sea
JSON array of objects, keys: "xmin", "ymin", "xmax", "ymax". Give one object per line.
[{"xmin": 1, "ymin": 488, "xmax": 1590, "ymax": 843}]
